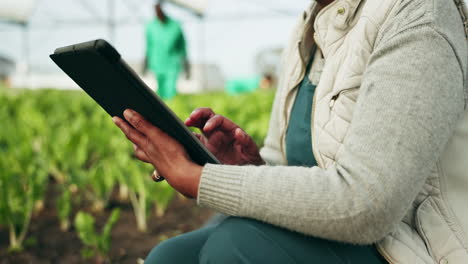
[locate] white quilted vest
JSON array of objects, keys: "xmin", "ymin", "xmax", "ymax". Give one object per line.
[{"xmin": 276, "ymin": 0, "xmax": 468, "ymax": 263}]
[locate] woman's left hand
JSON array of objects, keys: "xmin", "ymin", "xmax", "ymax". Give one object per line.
[{"xmin": 112, "ymin": 109, "xmax": 202, "ymax": 198}]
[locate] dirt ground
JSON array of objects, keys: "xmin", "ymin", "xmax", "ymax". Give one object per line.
[{"xmin": 0, "ymin": 182, "xmax": 214, "ymax": 264}]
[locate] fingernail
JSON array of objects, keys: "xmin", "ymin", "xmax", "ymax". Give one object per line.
[
  {"xmin": 112, "ymin": 117, "xmax": 119, "ymax": 124},
  {"xmin": 123, "ymin": 109, "xmax": 133, "ymax": 119}
]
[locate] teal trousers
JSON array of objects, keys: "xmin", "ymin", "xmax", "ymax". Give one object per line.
[
  {"xmin": 155, "ymin": 70, "xmax": 179, "ymax": 100},
  {"xmin": 145, "ymin": 217, "xmax": 388, "ymax": 264}
]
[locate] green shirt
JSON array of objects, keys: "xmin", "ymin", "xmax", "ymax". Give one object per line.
[
  {"xmin": 285, "ymin": 55, "xmax": 317, "ymax": 167},
  {"xmin": 145, "ymin": 17, "xmax": 187, "ymax": 73}
]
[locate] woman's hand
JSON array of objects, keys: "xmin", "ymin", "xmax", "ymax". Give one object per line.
[
  {"xmin": 185, "ymin": 108, "xmax": 265, "ymax": 166},
  {"xmin": 112, "ymin": 109, "xmax": 202, "ymax": 198}
]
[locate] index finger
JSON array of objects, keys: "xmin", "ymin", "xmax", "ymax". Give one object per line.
[
  {"xmin": 123, "ymin": 109, "xmax": 158, "ymax": 138},
  {"xmin": 112, "ymin": 116, "xmax": 147, "ymax": 147},
  {"xmin": 185, "ymin": 107, "xmax": 215, "ymax": 129},
  {"xmin": 203, "ymin": 115, "xmax": 239, "ymax": 134}
]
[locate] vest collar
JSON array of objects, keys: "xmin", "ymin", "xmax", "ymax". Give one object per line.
[{"xmin": 311, "ymin": 0, "xmax": 363, "ymax": 30}]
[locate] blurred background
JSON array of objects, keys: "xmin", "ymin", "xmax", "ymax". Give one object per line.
[
  {"xmin": 0, "ymin": 0, "xmax": 310, "ymax": 92},
  {"xmin": 0, "ymin": 0, "xmax": 310, "ymax": 263}
]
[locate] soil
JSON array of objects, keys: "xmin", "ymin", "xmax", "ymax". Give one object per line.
[{"xmin": 0, "ymin": 181, "xmax": 214, "ymax": 264}]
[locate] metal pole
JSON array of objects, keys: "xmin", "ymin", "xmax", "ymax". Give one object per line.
[
  {"xmin": 199, "ymin": 20, "xmax": 205, "ymax": 91},
  {"xmin": 22, "ymin": 23, "xmax": 30, "ymax": 84},
  {"xmin": 108, "ymin": 0, "xmax": 116, "ymax": 43}
]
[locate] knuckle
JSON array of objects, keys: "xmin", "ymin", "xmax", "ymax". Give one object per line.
[
  {"xmin": 132, "ymin": 118, "xmax": 144, "ymax": 129},
  {"xmin": 200, "ymin": 107, "xmax": 215, "ymax": 116},
  {"xmin": 192, "ymin": 107, "xmax": 203, "ymax": 114},
  {"xmin": 144, "ymin": 136, "xmax": 152, "ymax": 148},
  {"xmin": 213, "ymin": 115, "xmax": 226, "ymax": 125},
  {"xmin": 147, "ymin": 126, "xmax": 160, "ymax": 139}
]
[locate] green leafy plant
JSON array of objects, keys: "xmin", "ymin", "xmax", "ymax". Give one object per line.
[
  {"xmin": 74, "ymin": 209, "xmax": 120, "ymax": 263},
  {"xmin": 118, "ymin": 159, "xmax": 155, "ymax": 232},
  {"xmin": 0, "ymin": 88, "xmax": 274, "ymax": 241},
  {"xmin": 153, "ymin": 181, "xmax": 176, "ymax": 217},
  {"xmin": 0, "ymin": 94, "xmax": 48, "ymax": 251},
  {"xmin": 56, "ymin": 188, "xmax": 72, "ymax": 231},
  {"xmin": 112, "ymin": 144, "xmax": 177, "ymax": 232}
]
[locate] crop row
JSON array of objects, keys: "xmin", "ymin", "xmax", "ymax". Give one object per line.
[{"xmin": 0, "ymin": 88, "xmax": 274, "ymax": 259}]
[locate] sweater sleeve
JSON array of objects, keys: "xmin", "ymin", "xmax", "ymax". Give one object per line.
[{"xmin": 198, "ymin": 25, "xmax": 465, "ymax": 244}]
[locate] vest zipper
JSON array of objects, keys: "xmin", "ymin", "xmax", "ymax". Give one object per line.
[
  {"xmin": 283, "ymin": 2, "xmax": 335, "ymax": 167},
  {"xmin": 313, "ymin": 87, "xmax": 359, "ymax": 167}
]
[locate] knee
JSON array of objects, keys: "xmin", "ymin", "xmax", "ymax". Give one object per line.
[
  {"xmin": 199, "ymin": 217, "xmax": 257, "ymax": 263},
  {"xmin": 144, "ymin": 238, "xmax": 180, "ymax": 264}
]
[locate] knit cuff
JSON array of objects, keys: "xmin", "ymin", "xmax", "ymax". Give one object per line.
[{"xmin": 197, "ymin": 164, "xmax": 246, "ymax": 216}]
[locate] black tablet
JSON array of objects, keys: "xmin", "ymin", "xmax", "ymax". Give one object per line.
[{"xmin": 50, "ymin": 39, "xmax": 220, "ymax": 167}]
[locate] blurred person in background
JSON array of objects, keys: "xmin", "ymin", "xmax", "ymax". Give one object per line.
[
  {"xmin": 259, "ymin": 73, "xmax": 275, "ymax": 90},
  {"xmin": 114, "ymin": 0, "xmax": 468, "ymax": 263},
  {"xmin": 145, "ymin": 0, "xmax": 190, "ymax": 100},
  {"xmin": 226, "ymin": 73, "xmax": 276, "ymax": 94}
]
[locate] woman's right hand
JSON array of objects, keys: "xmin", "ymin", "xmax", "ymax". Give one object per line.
[{"xmin": 185, "ymin": 108, "xmax": 265, "ymax": 166}]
